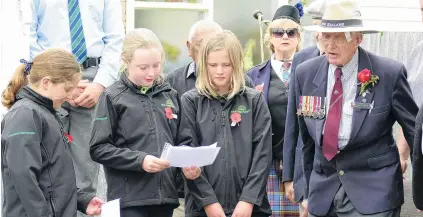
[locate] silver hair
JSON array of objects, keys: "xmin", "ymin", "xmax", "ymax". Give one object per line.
[{"xmin": 187, "ymin": 20, "xmax": 223, "ymax": 42}]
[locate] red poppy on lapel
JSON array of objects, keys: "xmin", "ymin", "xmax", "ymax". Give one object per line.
[
  {"xmin": 230, "ymin": 112, "xmax": 242, "ymax": 127},
  {"xmin": 64, "ymin": 132, "xmax": 73, "ymax": 143},
  {"xmin": 358, "ymin": 68, "xmax": 379, "ymax": 95},
  {"xmin": 165, "ymin": 107, "xmax": 175, "ymax": 120}
]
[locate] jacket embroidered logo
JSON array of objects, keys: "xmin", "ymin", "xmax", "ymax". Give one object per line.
[{"xmin": 230, "ymin": 105, "xmax": 250, "ymax": 126}]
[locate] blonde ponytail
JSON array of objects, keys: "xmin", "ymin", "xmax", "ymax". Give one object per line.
[{"xmin": 2, "ymin": 64, "xmax": 28, "ymax": 109}]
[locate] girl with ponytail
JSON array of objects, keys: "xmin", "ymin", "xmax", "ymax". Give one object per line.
[{"xmin": 1, "ymin": 48, "xmax": 103, "ymax": 217}]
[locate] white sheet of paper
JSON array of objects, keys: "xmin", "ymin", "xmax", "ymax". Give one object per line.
[
  {"xmin": 101, "ymin": 199, "xmax": 120, "ymax": 217},
  {"xmin": 161, "ymin": 143, "xmax": 220, "ymax": 167}
]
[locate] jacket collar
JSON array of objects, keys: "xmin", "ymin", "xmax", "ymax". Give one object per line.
[
  {"xmin": 16, "ymin": 86, "xmax": 55, "ymax": 113},
  {"xmin": 120, "ymin": 72, "xmax": 172, "ymax": 95},
  {"xmin": 186, "ymin": 62, "xmax": 196, "ymax": 79}
]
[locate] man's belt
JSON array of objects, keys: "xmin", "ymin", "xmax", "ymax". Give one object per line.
[{"xmin": 82, "ymin": 57, "xmax": 101, "ymax": 69}]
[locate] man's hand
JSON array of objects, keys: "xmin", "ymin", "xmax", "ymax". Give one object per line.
[
  {"xmin": 142, "ymin": 155, "xmax": 170, "ymax": 173},
  {"xmin": 401, "ymin": 159, "xmax": 408, "ymax": 176},
  {"xmin": 74, "ymin": 82, "xmax": 104, "ymax": 108},
  {"xmin": 284, "ymin": 181, "xmax": 295, "ymax": 203},
  {"xmin": 67, "ymin": 80, "xmax": 89, "ymax": 107},
  {"xmin": 86, "ymin": 196, "xmax": 104, "ymax": 216},
  {"xmin": 300, "ymin": 200, "xmax": 308, "ymax": 217},
  {"xmin": 204, "ymin": 203, "xmax": 226, "ymax": 217},
  {"xmin": 183, "ymin": 166, "xmax": 201, "ymax": 180},
  {"xmin": 232, "ymin": 201, "xmax": 254, "ymax": 217}
]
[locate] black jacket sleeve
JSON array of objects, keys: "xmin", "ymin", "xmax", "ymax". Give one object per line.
[
  {"xmin": 90, "ymin": 92, "xmax": 147, "ymax": 172},
  {"xmin": 413, "ymin": 108, "xmax": 423, "ymax": 210},
  {"xmin": 282, "ymin": 56, "xmax": 300, "ymax": 183},
  {"xmin": 392, "ymin": 65, "xmax": 417, "ymax": 153},
  {"xmin": 178, "ymin": 94, "xmax": 219, "ymax": 207},
  {"xmin": 294, "ymin": 67, "xmax": 315, "ymax": 200},
  {"xmin": 76, "ymin": 187, "xmax": 95, "ymax": 214},
  {"xmin": 2, "ymin": 107, "xmax": 52, "ymax": 217},
  {"xmin": 239, "ymin": 93, "xmax": 272, "ymax": 206}
]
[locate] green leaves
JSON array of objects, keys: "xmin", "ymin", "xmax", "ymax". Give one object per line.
[{"xmin": 359, "ymin": 74, "xmax": 379, "ymax": 95}]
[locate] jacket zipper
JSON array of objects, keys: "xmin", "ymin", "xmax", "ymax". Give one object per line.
[
  {"xmin": 141, "ymin": 100, "xmax": 155, "ymax": 130},
  {"xmin": 41, "ymin": 144, "xmax": 57, "ymax": 217},
  {"xmin": 221, "ymin": 107, "xmax": 230, "ymax": 213},
  {"xmin": 149, "ymin": 96, "xmax": 163, "ymax": 204}
]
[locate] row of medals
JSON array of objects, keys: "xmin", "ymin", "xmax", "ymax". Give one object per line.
[{"xmin": 296, "ymin": 107, "xmax": 325, "ymax": 119}]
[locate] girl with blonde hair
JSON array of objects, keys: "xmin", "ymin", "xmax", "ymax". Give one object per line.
[
  {"xmin": 178, "ymin": 30, "xmax": 272, "ymax": 217},
  {"xmin": 247, "ymin": 4, "xmax": 304, "ymax": 217},
  {"xmin": 1, "ymin": 48, "xmax": 103, "ymax": 217},
  {"xmin": 89, "ymin": 28, "xmax": 200, "ymax": 217}
]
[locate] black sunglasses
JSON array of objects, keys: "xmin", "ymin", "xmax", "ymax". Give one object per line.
[{"xmin": 271, "ymin": 28, "xmax": 298, "ymax": 38}]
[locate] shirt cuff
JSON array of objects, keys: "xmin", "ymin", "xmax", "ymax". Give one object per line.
[{"xmin": 93, "ymin": 70, "xmax": 119, "ymax": 88}]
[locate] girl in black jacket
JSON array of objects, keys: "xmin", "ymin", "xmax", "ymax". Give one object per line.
[
  {"xmin": 178, "ymin": 30, "xmax": 273, "ymax": 217},
  {"xmin": 90, "ymin": 28, "xmax": 201, "ymax": 217},
  {"xmin": 1, "ymin": 48, "xmax": 102, "ymax": 217}
]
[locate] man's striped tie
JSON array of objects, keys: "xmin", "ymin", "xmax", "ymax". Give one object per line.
[{"xmin": 68, "ymin": 0, "xmax": 87, "ymax": 64}]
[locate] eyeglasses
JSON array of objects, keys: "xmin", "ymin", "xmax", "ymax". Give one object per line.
[{"xmin": 271, "ymin": 28, "xmax": 298, "ymax": 38}]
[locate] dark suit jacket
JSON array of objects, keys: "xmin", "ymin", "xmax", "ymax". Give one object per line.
[
  {"xmin": 413, "ymin": 107, "xmax": 423, "ymax": 210},
  {"xmin": 292, "ymin": 47, "xmax": 417, "ymax": 216},
  {"xmin": 246, "ymin": 60, "xmax": 272, "ymax": 102},
  {"xmin": 282, "ymin": 46, "xmax": 320, "ymax": 203},
  {"xmin": 247, "ymin": 60, "xmax": 282, "ymax": 161}
]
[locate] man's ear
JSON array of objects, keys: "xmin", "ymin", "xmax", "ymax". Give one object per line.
[
  {"xmin": 355, "ymin": 32, "xmax": 363, "ymax": 46},
  {"xmin": 187, "ymin": 41, "xmax": 192, "ymax": 57}
]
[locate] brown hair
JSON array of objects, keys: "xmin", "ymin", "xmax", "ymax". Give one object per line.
[
  {"xmin": 196, "ymin": 30, "xmax": 245, "ymax": 99},
  {"xmin": 2, "ymin": 48, "xmax": 81, "ymax": 109}
]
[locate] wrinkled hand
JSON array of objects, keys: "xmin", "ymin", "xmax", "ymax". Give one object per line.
[
  {"xmin": 74, "ymin": 82, "xmax": 104, "ymax": 108},
  {"xmin": 86, "ymin": 196, "xmax": 104, "ymax": 216},
  {"xmin": 204, "ymin": 203, "xmax": 226, "ymax": 217},
  {"xmin": 142, "ymin": 155, "xmax": 170, "ymax": 173},
  {"xmin": 300, "ymin": 200, "xmax": 308, "ymax": 217},
  {"xmin": 183, "ymin": 166, "xmax": 201, "ymax": 180},
  {"xmin": 232, "ymin": 201, "xmax": 254, "ymax": 217},
  {"xmin": 284, "ymin": 181, "xmax": 295, "ymax": 203}
]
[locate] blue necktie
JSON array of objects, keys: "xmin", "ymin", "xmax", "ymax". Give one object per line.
[{"xmin": 68, "ymin": 0, "xmax": 87, "ymax": 64}]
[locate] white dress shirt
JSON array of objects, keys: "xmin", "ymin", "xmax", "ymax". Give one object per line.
[
  {"xmin": 270, "ymin": 54, "xmax": 294, "ymax": 82},
  {"xmin": 324, "ymin": 50, "xmax": 359, "ymax": 150},
  {"xmin": 27, "ymin": 0, "xmax": 124, "ymax": 87}
]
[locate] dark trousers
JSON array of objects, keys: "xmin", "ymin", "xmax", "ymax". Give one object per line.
[
  {"xmin": 309, "ymin": 185, "xmax": 401, "ymax": 217},
  {"xmin": 121, "ymin": 205, "xmax": 174, "ymax": 217}
]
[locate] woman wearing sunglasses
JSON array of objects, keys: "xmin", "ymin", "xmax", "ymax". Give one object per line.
[{"xmin": 247, "ymin": 4, "xmax": 303, "ymax": 217}]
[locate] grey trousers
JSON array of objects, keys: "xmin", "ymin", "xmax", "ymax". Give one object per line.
[
  {"xmin": 172, "ymin": 199, "xmax": 185, "ymax": 217},
  {"xmin": 59, "ymin": 67, "xmax": 100, "ymax": 217},
  {"xmin": 309, "ymin": 186, "xmax": 401, "ymax": 217}
]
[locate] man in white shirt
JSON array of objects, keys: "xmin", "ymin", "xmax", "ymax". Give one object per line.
[{"xmin": 28, "ymin": 1, "xmax": 124, "ymax": 216}]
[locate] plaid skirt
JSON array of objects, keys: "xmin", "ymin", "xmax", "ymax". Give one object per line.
[{"xmin": 266, "ymin": 159, "xmax": 299, "ymax": 217}]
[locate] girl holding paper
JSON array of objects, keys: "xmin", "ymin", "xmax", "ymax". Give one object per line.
[
  {"xmin": 178, "ymin": 30, "xmax": 273, "ymax": 217},
  {"xmin": 89, "ymin": 28, "xmax": 200, "ymax": 217}
]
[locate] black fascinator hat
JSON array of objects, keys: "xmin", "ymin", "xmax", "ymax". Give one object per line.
[{"xmin": 272, "ymin": 4, "xmax": 303, "ymax": 24}]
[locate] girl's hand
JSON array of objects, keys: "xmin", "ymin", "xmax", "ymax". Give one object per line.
[
  {"xmin": 183, "ymin": 166, "xmax": 201, "ymax": 180},
  {"xmin": 142, "ymin": 155, "xmax": 170, "ymax": 173}
]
